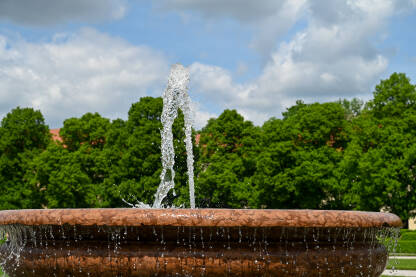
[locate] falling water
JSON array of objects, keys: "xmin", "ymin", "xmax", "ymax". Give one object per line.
[
  {"xmin": 153, "ymin": 63, "xmax": 195, "ymax": 208},
  {"xmin": 123, "ymin": 64, "xmax": 195, "ymax": 209},
  {"xmin": 0, "ymin": 223, "xmax": 401, "ymax": 276},
  {"xmin": 121, "ymin": 64, "xmax": 195, "ymax": 209}
]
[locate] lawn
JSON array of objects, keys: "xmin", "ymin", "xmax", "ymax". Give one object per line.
[
  {"xmin": 387, "ymin": 259, "xmax": 416, "ymax": 270},
  {"xmin": 380, "ymin": 257, "xmax": 416, "ymax": 277},
  {"xmin": 394, "ymin": 229, "xmax": 416, "ymax": 254},
  {"xmin": 381, "ymin": 229, "xmax": 416, "ymax": 277}
]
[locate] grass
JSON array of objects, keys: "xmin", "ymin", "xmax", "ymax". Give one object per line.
[
  {"xmin": 0, "ymin": 238, "xmax": 5, "ymax": 276},
  {"xmin": 400, "ymin": 230, "xmax": 416, "ymax": 241},
  {"xmin": 387, "ymin": 229, "xmax": 416, "ymax": 254},
  {"xmin": 380, "ymin": 230, "xmax": 416, "ymax": 276},
  {"xmin": 396, "ymin": 241, "xmax": 416, "ymax": 253},
  {"xmin": 383, "ymin": 228, "xmax": 416, "ymax": 277},
  {"xmin": 0, "ymin": 238, "xmax": 8, "ymax": 277},
  {"xmin": 381, "ymin": 258, "xmax": 416, "ymax": 277},
  {"xmin": 386, "ymin": 258, "xmax": 416, "ymax": 270}
]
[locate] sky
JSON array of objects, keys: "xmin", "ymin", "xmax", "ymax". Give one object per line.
[{"xmin": 0, "ymin": 0, "xmax": 415, "ymax": 129}]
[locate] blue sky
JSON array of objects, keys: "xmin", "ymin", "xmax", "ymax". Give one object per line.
[{"xmin": 0, "ymin": 0, "xmax": 415, "ymax": 129}]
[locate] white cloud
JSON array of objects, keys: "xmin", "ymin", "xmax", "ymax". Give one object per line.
[
  {"xmin": 0, "ymin": 28, "xmax": 168, "ymax": 127},
  {"xmin": 1, "ymin": 0, "xmax": 415, "ymax": 129},
  {"xmin": 155, "ymin": 0, "xmax": 415, "ymax": 59},
  {"xmin": 190, "ymin": 102, "xmax": 216, "ymax": 130},
  {"xmin": 189, "ymin": 62, "xmax": 268, "ymax": 124},
  {"xmin": 249, "ymin": 0, "xmax": 307, "ymax": 56},
  {"xmin": 189, "ymin": 63, "xmax": 259, "ymax": 108},
  {"xmin": 0, "ymin": 0, "xmax": 126, "ymax": 25},
  {"xmin": 183, "ymin": 0, "xmax": 412, "ymax": 125},
  {"xmin": 157, "ymin": 0, "xmax": 307, "ymax": 57},
  {"xmin": 236, "ymin": 62, "xmax": 248, "ymax": 76}
]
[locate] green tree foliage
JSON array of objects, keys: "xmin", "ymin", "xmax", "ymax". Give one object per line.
[
  {"xmin": 339, "ymin": 98, "xmax": 364, "ymax": 119},
  {"xmin": 25, "ymin": 112, "xmax": 111, "ymax": 208},
  {"xmin": 0, "ymin": 107, "xmax": 50, "ymax": 155},
  {"xmin": 341, "ymin": 73, "xmax": 416, "ymax": 221},
  {"xmin": 254, "ymin": 102, "xmax": 349, "ymax": 209},
  {"xmin": 195, "ymin": 110, "xmax": 261, "ymax": 208},
  {"xmin": 367, "ymin": 73, "xmax": 416, "ymax": 118},
  {"xmin": 0, "ymin": 107, "xmax": 50, "ymax": 209},
  {"xmin": 26, "ymin": 144, "xmax": 93, "ymax": 208},
  {"xmin": 60, "ymin": 112, "xmax": 110, "ymax": 151}
]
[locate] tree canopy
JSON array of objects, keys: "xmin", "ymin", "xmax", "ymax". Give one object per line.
[{"xmin": 0, "ymin": 107, "xmax": 50, "ymax": 209}]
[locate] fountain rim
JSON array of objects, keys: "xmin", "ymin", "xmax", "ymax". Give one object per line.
[{"xmin": 0, "ymin": 208, "xmax": 401, "ymax": 228}]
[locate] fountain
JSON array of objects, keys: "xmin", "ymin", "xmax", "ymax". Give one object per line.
[{"xmin": 0, "ymin": 64, "xmax": 402, "ymax": 276}]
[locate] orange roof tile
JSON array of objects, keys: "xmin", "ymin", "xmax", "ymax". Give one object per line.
[{"xmin": 50, "ymin": 128, "xmax": 62, "ymax": 142}]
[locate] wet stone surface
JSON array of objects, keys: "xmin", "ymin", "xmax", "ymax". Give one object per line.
[
  {"xmin": 0, "ymin": 209, "xmax": 402, "ymax": 276},
  {"xmin": 0, "ymin": 222, "xmax": 400, "ymax": 276}
]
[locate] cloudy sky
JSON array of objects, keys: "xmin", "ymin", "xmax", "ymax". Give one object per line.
[{"xmin": 0, "ymin": 0, "xmax": 415, "ymax": 129}]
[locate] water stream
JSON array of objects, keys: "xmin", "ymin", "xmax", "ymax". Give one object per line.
[
  {"xmin": 153, "ymin": 63, "xmax": 195, "ymax": 209},
  {"xmin": 126, "ymin": 63, "xmax": 195, "ymax": 209}
]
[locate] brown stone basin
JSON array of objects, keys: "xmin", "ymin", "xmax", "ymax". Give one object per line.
[{"xmin": 0, "ymin": 209, "xmax": 402, "ymax": 276}]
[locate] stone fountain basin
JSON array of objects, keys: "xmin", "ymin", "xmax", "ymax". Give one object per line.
[{"xmin": 0, "ymin": 209, "xmax": 402, "ymax": 277}]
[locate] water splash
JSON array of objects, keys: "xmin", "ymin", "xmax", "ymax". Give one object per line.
[
  {"xmin": 153, "ymin": 63, "xmax": 195, "ymax": 208},
  {"xmin": 125, "ymin": 64, "xmax": 195, "ymax": 209}
]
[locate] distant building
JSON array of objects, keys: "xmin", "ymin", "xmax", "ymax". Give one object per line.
[
  {"xmin": 409, "ymin": 217, "xmax": 416, "ymax": 230},
  {"xmin": 50, "ymin": 128, "xmax": 62, "ymax": 142}
]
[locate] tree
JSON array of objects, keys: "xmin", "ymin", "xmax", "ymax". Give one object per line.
[
  {"xmin": 23, "ymin": 112, "xmax": 113, "ymax": 209},
  {"xmin": 60, "ymin": 112, "xmax": 110, "ymax": 151},
  {"xmin": 340, "ymin": 73, "xmax": 416, "ymax": 221},
  {"xmin": 26, "ymin": 143, "xmax": 93, "ymax": 208},
  {"xmin": 254, "ymin": 102, "xmax": 349, "ymax": 209},
  {"xmin": 195, "ymin": 110, "xmax": 261, "ymax": 208},
  {"xmin": 367, "ymin": 72, "xmax": 416, "ymax": 118},
  {"xmin": 0, "ymin": 107, "xmax": 50, "ymax": 209},
  {"xmin": 339, "ymin": 98, "xmax": 364, "ymax": 119},
  {"xmin": 0, "ymin": 107, "xmax": 50, "ymax": 156}
]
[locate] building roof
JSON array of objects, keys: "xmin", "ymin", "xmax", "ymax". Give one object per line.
[{"xmin": 50, "ymin": 128, "xmax": 62, "ymax": 142}]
